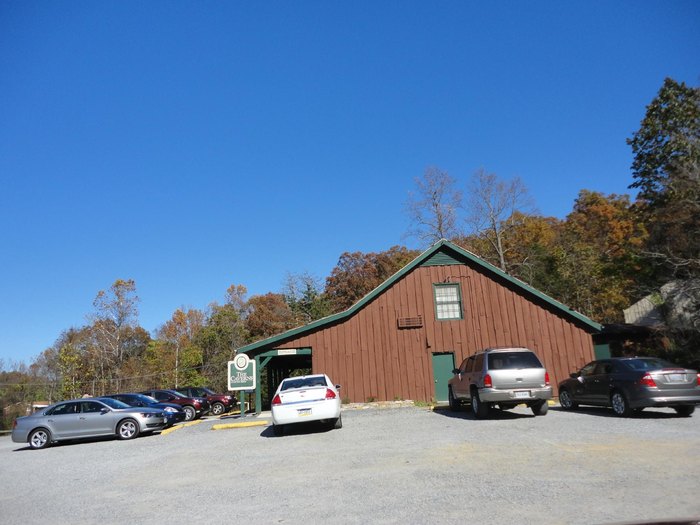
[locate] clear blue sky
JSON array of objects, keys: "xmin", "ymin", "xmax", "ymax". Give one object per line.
[{"xmin": 1, "ymin": 1, "xmax": 698, "ymax": 366}]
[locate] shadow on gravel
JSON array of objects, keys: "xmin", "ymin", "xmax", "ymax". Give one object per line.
[
  {"xmin": 433, "ymin": 406, "xmax": 536, "ymax": 421},
  {"xmin": 259, "ymin": 420, "xmax": 337, "ymax": 438},
  {"xmin": 12, "ymin": 431, "xmax": 161, "ymax": 452},
  {"xmin": 549, "ymin": 406, "xmax": 685, "ymax": 419}
]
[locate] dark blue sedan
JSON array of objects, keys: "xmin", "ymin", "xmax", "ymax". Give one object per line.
[{"xmin": 100, "ymin": 393, "xmax": 187, "ymax": 427}]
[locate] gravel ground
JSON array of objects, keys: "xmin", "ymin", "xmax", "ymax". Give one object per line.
[{"xmin": 1, "ymin": 404, "xmax": 699, "ymax": 525}]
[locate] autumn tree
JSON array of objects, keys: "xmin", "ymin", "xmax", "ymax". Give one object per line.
[
  {"xmin": 546, "ymin": 191, "xmax": 647, "ymax": 322},
  {"xmin": 88, "ymin": 279, "xmax": 147, "ymax": 392},
  {"xmin": 405, "ymin": 167, "xmax": 463, "ymax": 245},
  {"xmin": 153, "ymin": 308, "xmax": 206, "ymax": 388},
  {"xmin": 246, "ymin": 293, "xmax": 298, "ymax": 341},
  {"xmin": 325, "ymin": 246, "xmax": 420, "ymax": 312},
  {"xmin": 194, "ymin": 284, "xmax": 249, "ymax": 391}
]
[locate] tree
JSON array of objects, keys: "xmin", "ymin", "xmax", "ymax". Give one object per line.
[
  {"xmin": 246, "ymin": 293, "xmax": 298, "ymax": 340},
  {"xmin": 156, "ymin": 308, "xmax": 206, "ymax": 388},
  {"xmin": 463, "ymin": 169, "xmax": 536, "ymax": 273},
  {"xmin": 324, "ymin": 246, "xmax": 420, "ymax": 312},
  {"xmin": 628, "ymin": 78, "xmax": 700, "ymax": 208},
  {"xmin": 545, "ymin": 191, "xmax": 647, "ymax": 323},
  {"xmin": 194, "ymin": 285, "xmax": 249, "ymax": 391},
  {"xmin": 282, "ymin": 272, "xmax": 332, "ymax": 324},
  {"xmin": 405, "ymin": 167, "xmax": 463, "ymax": 244}
]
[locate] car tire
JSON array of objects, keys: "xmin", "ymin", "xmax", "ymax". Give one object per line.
[
  {"xmin": 531, "ymin": 400, "xmax": 548, "ymax": 416},
  {"xmin": 273, "ymin": 424, "xmax": 284, "ymax": 436},
  {"xmin": 559, "ymin": 389, "xmax": 578, "ymax": 410},
  {"xmin": 183, "ymin": 406, "xmax": 196, "ymax": 421},
  {"xmin": 333, "ymin": 415, "xmax": 343, "ymax": 429},
  {"xmin": 211, "ymin": 402, "xmax": 225, "ymax": 416},
  {"xmin": 117, "ymin": 419, "xmax": 140, "ymax": 440},
  {"xmin": 471, "ymin": 390, "xmax": 490, "ymax": 419},
  {"xmin": 610, "ymin": 391, "xmax": 632, "ymax": 417},
  {"xmin": 448, "ymin": 388, "xmax": 460, "ymax": 412},
  {"xmin": 28, "ymin": 428, "xmax": 51, "ymax": 450},
  {"xmin": 674, "ymin": 406, "xmax": 695, "ymax": 417}
]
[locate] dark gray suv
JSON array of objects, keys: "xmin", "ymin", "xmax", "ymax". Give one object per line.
[{"xmin": 448, "ymin": 347, "xmax": 552, "ymax": 418}]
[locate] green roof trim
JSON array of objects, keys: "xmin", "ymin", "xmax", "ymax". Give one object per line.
[{"xmin": 237, "ymin": 239, "xmax": 602, "ymax": 355}]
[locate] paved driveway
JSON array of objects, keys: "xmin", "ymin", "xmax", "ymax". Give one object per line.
[{"xmin": 1, "ymin": 405, "xmax": 699, "ymax": 524}]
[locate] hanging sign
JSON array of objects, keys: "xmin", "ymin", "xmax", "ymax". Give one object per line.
[{"xmin": 228, "ymin": 353, "xmax": 256, "ymax": 391}]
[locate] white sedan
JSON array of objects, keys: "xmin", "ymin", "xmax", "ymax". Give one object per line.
[{"xmin": 271, "ymin": 374, "xmax": 342, "ymax": 436}]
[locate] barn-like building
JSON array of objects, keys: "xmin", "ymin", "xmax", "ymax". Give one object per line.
[{"xmin": 237, "ymin": 239, "xmax": 604, "ymax": 410}]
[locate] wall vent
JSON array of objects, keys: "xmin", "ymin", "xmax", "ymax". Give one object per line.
[{"xmin": 397, "ymin": 315, "xmax": 423, "ymax": 329}]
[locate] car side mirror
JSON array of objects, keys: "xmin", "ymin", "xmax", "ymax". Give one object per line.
[
  {"xmin": 335, "ymin": 385, "xmax": 342, "ymax": 390},
  {"xmin": 570, "ymin": 372, "xmax": 580, "ymax": 379},
  {"xmin": 100, "ymin": 408, "xmax": 110, "ymax": 414},
  {"xmin": 452, "ymin": 368, "xmax": 460, "ymax": 374}
]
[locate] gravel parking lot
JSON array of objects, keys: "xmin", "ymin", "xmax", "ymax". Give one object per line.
[{"xmin": 1, "ymin": 404, "xmax": 699, "ymax": 525}]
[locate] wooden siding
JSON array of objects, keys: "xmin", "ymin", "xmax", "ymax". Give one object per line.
[{"xmin": 268, "ymin": 263, "xmax": 595, "ymax": 403}]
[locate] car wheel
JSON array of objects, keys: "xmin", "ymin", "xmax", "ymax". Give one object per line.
[
  {"xmin": 333, "ymin": 414, "xmax": 343, "ymax": 429},
  {"xmin": 28, "ymin": 428, "xmax": 51, "ymax": 450},
  {"xmin": 211, "ymin": 402, "xmax": 225, "ymax": 416},
  {"xmin": 559, "ymin": 389, "xmax": 578, "ymax": 410},
  {"xmin": 610, "ymin": 391, "xmax": 632, "ymax": 417},
  {"xmin": 273, "ymin": 424, "xmax": 284, "ymax": 436},
  {"xmin": 117, "ymin": 419, "xmax": 140, "ymax": 440},
  {"xmin": 674, "ymin": 406, "xmax": 695, "ymax": 417},
  {"xmin": 471, "ymin": 390, "xmax": 490, "ymax": 419},
  {"xmin": 531, "ymin": 400, "xmax": 548, "ymax": 416},
  {"xmin": 183, "ymin": 406, "xmax": 196, "ymax": 421},
  {"xmin": 448, "ymin": 388, "xmax": 460, "ymax": 412}
]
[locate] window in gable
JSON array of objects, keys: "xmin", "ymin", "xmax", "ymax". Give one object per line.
[{"xmin": 434, "ymin": 283, "xmax": 463, "ymax": 320}]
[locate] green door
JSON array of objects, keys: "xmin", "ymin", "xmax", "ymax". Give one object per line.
[{"xmin": 432, "ymin": 353, "xmax": 455, "ymax": 402}]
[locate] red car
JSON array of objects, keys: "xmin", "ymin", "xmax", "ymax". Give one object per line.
[
  {"xmin": 175, "ymin": 386, "xmax": 237, "ymax": 416},
  {"xmin": 140, "ymin": 389, "xmax": 210, "ymax": 421}
]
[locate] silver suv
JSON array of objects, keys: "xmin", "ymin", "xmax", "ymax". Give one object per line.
[{"xmin": 448, "ymin": 347, "xmax": 552, "ymax": 418}]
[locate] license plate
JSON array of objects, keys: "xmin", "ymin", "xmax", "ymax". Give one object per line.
[
  {"xmin": 297, "ymin": 408, "xmax": 312, "ymax": 416},
  {"xmin": 668, "ymin": 374, "xmax": 685, "ymax": 382},
  {"xmin": 514, "ymin": 391, "xmax": 530, "ymax": 399}
]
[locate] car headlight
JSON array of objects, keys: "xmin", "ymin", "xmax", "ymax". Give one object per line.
[
  {"xmin": 164, "ymin": 407, "xmax": 177, "ymax": 413},
  {"xmin": 140, "ymin": 412, "xmax": 160, "ymax": 418}
]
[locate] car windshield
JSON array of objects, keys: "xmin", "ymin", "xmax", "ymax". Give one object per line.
[
  {"xmin": 165, "ymin": 390, "xmax": 185, "ymax": 398},
  {"xmin": 129, "ymin": 394, "xmax": 156, "ymax": 405},
  {"xmin": 622, "ymin": 358, "xmax": 678, "ymax": 371},
  {"xmin": 280, "ymin": 376, "xmax": 328, "ymax": 391},
  {"xmin": 99, "ymin": 398, "xmax": 131, "ymax": 409},
  {"xmin": 488, "ymin": 352, "xmax": 542, "ymax": 370}
]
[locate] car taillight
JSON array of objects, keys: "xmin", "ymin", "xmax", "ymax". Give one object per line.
[
  {"xmin": 696, "ymin": 373, "xmax": 700, "ymax": 386},
  {"xmin": 325, "ymin": 388, "xmax": 337, "ymax": 400},
  {"xmin": 13, "ymin": 419, "xmax": 17, "ymax": 429},
  {"xmin": 484, "ymin": 374, "xmax": 492, "ymax": 388},
  {"xmin": 544, "ymin": 371, "xmax": 550, "ymax": 386},
  {"xmin": 640, "ymin": 373, "xmax": 657, "ymax": 387},
  {"xmin": 272, "ymin": 394, "xmax": 282, "ymax": 406}
]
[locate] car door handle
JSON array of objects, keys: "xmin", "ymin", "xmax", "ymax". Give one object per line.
[{"xmin": 79, "ymin": 417, "xmax": 87, "ymax": 420}]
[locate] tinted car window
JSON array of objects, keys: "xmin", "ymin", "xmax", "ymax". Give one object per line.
[
  {"xmin": 593, "ymin": 362, "xmax": 613, "ymax": 375},
  {"xmin": 579, "ymin": 362, "xmax": 597, "ymax": 377},
  {"xmin": 623, "ymin": 358, "xmax": 677, "ymax": 371},
  {"xmin": 474, "ymin": 354, "xmax": 484, "ymax": 372},
  {"xmin": 46, "ymin": 402, "xmax": 79, "ymax": 415},
  {"xmin": 99, "ymin": 397, "xmax": 130, "ymax": 409},
  {"xmin": 464, "ymin": 357, "xmax": 474, "ymax": 373},
  {"xmin": 281, "ymin": 376, "xmax": 328, "ymax": 390},
  {"xmin": 488, "ymin": 352, "xmax": 542, "ymax": 370},
  {"xmin": 80, "ymin": 402, "xmax": 104, "ymax": 413}
]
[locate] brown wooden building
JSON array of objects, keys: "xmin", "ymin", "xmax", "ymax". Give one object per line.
[{"xmin": 237, "ymin": 240, "xmax": 602, "ymax": 409}]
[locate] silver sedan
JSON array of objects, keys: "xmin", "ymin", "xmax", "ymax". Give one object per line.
[{"xmin": 12, "ymin": 397, "xmax": 167, "ymax": 449}]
